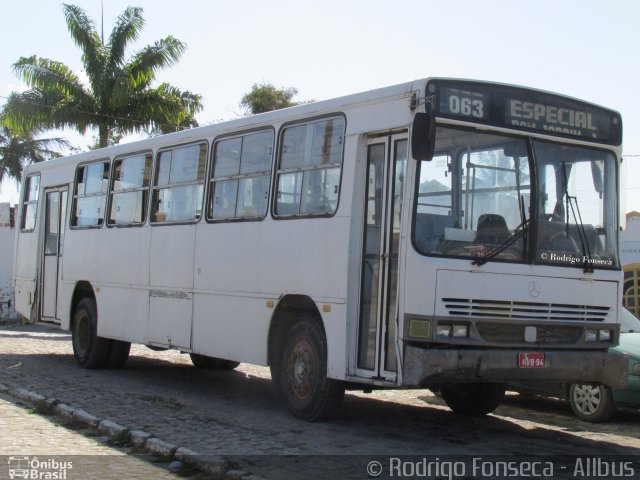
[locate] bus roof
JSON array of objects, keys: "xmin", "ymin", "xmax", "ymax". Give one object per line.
[{"xmin": 23, "ymin": 77, "xmax": 622, "ymax": 176}]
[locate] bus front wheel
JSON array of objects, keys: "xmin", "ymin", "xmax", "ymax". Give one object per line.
[
  {"xmin": 71, "ymin": 298, "xmax": 110, "ymax": 369},
  {"xmin": 441, "ymin": 382, "xmax": 505, "ymax": 416},
  {"xmin": 276, "ymin": 318, "xmax": 344, "ymax": 421}
]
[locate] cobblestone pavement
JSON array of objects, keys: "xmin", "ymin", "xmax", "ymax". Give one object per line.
[
  {"xmin": 0, "ymin": 392, "xmax": 198, "ymax": 479},
  {"xmin": 1, "ymin": 322, "xmax": 639, "ymax": 479}
]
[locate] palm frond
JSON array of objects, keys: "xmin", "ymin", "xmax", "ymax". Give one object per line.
[
  {"xmin": 120, "ymin": 85, "xmax": 201, "ymax": 134},
  {"xmin": 127, "ymin": 37, "xmax": 186, "ymax": 86},
  {"xmin": 108, "ymin": 6, "xmax": 144, "ymax": 67},
  {"xmin": 0, "ymin": 126, "xmax": 72, "ymax": 183},
  {"xmin": 3, "ymin": 89, "xmax": 97, "ymax": 135},
  {"xmin": 13, "ymin": 56, "xmax": 87, "ymax": 99},
  {"xmin": 63, "ymin": 4, "xmax": 105, "ymax": 79},
  {"xmin": 2, "ymin": 91, "xmax": 55, "ymax": 133}
]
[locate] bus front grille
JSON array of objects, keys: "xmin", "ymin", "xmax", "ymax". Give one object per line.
[
  {"xmin": 476, "ymin": 323, "xmax": 583, "ymax": 344},
  {"xmin": 442, "ymin": 298, "xmax": 609, "ymax": 322}
]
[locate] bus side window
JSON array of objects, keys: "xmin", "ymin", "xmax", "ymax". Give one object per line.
[
  {"xmin": 20, "ymin": 174, "xmax": 40, "ymax": 232},
  {"xmin": 72, "ymin": 161, "xmax": 110, "ymax": 227},
  {"xmin": 208, "ymin": 129, "xmax": 274, "ymax": 221},
  {"xmin": 108, "ymin": 152, "xmax": 152, "ymax": 226},
  {"xmin": 151, "ymin": 143, "xmax": 207, "ymax": 224},
  {"xmin": 275, "ymin": 116, "xmax": 345, "ymax": 217}
]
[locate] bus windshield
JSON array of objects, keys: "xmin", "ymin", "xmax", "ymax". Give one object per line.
[
  {"xmin": 413, "ymin": 126, "xmax": 619, "ymax": 269},
  {"xmin": 414, "ymin": 127, "xmax": 531, "ymax": 262},
  {"xmin": 535, "ymin": 141, "xmax": 618, "ymax": 269}
]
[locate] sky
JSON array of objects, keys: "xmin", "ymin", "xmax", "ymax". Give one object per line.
[{"xmin": 1, "ymin": 0, "xmax": 640, "ymax": 211}]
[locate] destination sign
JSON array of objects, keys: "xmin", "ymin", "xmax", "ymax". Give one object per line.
[{"xmin": 428, "ymin": 79, "xmax": 622, "ymax": 145}]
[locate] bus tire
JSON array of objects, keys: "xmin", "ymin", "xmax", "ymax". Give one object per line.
[
  {"xmin": 104, "ymin": 340, "xmax": 131, "ymax": 369},
  {"xmin": 189, "ymin": 353, "xmax": 240, "ymax": 370},
  {"xmin": 569, "ymin": 384, "xmax": 615, "ymax": 423},
  {"xmin": 277, "ymin": 318, "xmax": 344, "ymax": 421},
  {"xmin": 71, "ymin": 298, "xmax": 109, "ymax": 369},
  {"xmin": 441, "ymin": 382, "xmax": 505, "ymax": 416}
]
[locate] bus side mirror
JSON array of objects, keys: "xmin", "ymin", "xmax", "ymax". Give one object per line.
[{"xmin": 411, "ymin": 111, "xmax": 435, "ymax": 161}]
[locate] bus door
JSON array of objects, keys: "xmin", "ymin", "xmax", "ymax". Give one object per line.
[
  {"xmin": 41, "ymin": 187, "xmax": 68, "ymax": 322},
  {"xmin": 357, "ymin": 133, "xmax": 408, "ymax": 380}
]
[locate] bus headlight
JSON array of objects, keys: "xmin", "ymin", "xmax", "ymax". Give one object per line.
[
  {"xmin": 452, "ymin": 324, "xmax": 469, "ymax": 338},
  {"xmin": 435, "ymin": 324, "xmax": 469, "ymax": 338},
  {"xmin": 585, "ymin": 329, "xmax": 612, "ymax": 342},
  {"xmin": 436, "ymin": 325, "xmax": 452, "ymax": 338},
  {"xmin": 598, "ymin": 329, "xmax": 611, "ymax": 342},
  {"xmin": 585, "ymin": 329, "xmax": 598, "ymax": 342}
]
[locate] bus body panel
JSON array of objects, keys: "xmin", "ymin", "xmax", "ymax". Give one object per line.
[
  {"xmin": 191, "ymin": 212, "xmax": 352, "ymax": 375},
  {"xmin": 95, "ymin": 285, "xmax": 149, "ymax": 343},
  {"xmin": 14, "ymin": 232, "xmax": 38, "ymax": 319},
  {"xmin": 192, "ymin": 293, "xmax": 271, "ymax": 365}
]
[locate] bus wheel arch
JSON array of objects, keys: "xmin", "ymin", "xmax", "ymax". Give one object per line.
[
  {"xmin": 69, "ymin": 282, "xmax": 130, "ymax": 369},
  {"xmin": 268, "ymin": 295, "xmax": 320, "ymax": 382},
  {"xmin": 70, "ymin": 281, "xmax": 95, "ymax": 326},
  {"xmin": 267, "ymin": 295, "xmax": 344, "ymax": 421}
]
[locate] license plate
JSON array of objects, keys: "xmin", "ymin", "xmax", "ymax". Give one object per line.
[{"xmin": 519, "ymin": 352, "xmax": 546, "ymax": 368}]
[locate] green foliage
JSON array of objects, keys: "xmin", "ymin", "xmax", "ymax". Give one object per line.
[
  {"xmin": 0, "ymin": 124, "xmax": 71, "ymax": 184},
  {"xmin": 3, "ymin": 3, "xmax": 203, "ymax": 149},
  {"xmin": 27, "ymin": 398, "xmax": 59, "ymax": 416},
  {"xmin": 240, "ymin": 82, "xmax": 308, "ymax": 115},
  {"xmin": 419, "ymin": 178, "xmax": 448, "ymax": 193}
]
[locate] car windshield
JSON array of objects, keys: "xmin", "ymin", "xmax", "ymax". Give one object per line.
[{"xmin": 621, "ymin": 307, "xmax": 640, "ymax": 333}]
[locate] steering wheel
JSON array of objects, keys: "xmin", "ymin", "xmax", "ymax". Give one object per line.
[{"xmin": 547, "ymin": 231, "xmax": 580, "ymax": 255}]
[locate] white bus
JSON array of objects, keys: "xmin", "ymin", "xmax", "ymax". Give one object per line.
[{"xmin": 13, "ymin": 78, "xmax": 628, "ymax": 420}]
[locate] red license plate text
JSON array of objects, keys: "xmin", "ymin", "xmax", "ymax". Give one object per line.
[{"xmin": 519, "ymin": 352, "xmax": 546, "ymax": 368}]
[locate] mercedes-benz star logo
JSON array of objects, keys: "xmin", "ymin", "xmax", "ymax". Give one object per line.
[{"xmin": 528, "ymin": 281, "xmax": 541, "ymax": 298}]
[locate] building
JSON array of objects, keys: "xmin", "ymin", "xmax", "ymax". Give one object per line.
[{"xmin": 621, "ymin": 211, "xmax": 640, "ymax": 318}]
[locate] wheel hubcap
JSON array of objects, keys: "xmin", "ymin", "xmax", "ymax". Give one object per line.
[
  {"xmin": 573, "ymin": 385, "xmax": 601, "ymax": 415},
  {"xmin": 287, "ymin": 340, "xmax": 316, "ymax": 400}
]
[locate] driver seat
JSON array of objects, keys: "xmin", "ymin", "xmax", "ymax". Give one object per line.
[{"xmin": 475, "ymin": 214, "xmax": 510, "ymax": 245}]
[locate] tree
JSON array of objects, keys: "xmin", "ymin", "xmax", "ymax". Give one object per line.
[
  {"xmin": 0, "ymin": 125, "xmax": 71, "ymax": 184},
  {"xmin": 240, "ymin": 82, "xmax": 308, "ymax": 115},
  {"xmin": 3, "ymin": 4, "xmax": 203, "ymax": 149}
]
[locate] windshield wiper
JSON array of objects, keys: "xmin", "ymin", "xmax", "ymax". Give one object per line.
[
  {"xmin": 473, "ymin": 196, "xmax": 528, "ymax": 267},
  {"xmin": 561, "ymin": 162, "xmax": 594, "ymax": 274}
]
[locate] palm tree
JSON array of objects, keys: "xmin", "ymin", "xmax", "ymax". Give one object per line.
[
  {"xmin": 0, "ymin": 125, "xmax": 71, "ymax": 184},
  {"xmin": 3, "ymin": 4, "xmax": 202, "ymax": 148}
]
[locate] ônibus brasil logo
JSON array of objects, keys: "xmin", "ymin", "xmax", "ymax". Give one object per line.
[{"xmin": 7, "ymin": 456, "xmax": 73, "ymax": 479}]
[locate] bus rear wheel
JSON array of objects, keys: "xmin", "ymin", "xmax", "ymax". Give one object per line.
[
  {"xmin": 441, "ymin": 382, "xmax": 505, "ymax": 416},
  {"xmin": 276, "ymin": 318, "xmax": 344, "ymax": 421},
  {"xmin": 190, "ymin": 353, "xmax": 240, "ymax": 370},
  {"xmin": 71, "ymin": 298, "xmax": 109, "ymax": 369},
  {"xmin": 105, "ymin": 340, "xmax": 131, "ymax": 369}
]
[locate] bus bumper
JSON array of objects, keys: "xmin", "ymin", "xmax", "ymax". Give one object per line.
[{"xmin": 402, "ymin": 346, "xmax": 629, "ymax": 389}]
